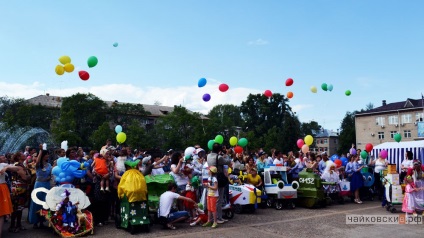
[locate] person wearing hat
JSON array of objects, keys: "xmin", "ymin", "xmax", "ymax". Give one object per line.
[
  {"xmin": 246, "ymin": 167, "xmax": 263, "ymax": 189},
  {"xmin": 202, "ymin": 166, "xmax": 219, "ymax": 228}
]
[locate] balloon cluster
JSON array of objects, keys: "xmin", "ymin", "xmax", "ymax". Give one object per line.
[
  {"xmin": 206, "ymin": 134, "xmax": 248, "ymax": 154},
  {"xmin": 296, "ymin": 135, "xmax": 314, "ymax": 153},
  {"xmin": 54, "ymin": 55, "xmax": 98, "ymax": 81},
  {"xmin": 198, "ymin": 78, "xmax": 230, "ymax": 102},
  {"xmin": 115, "ymin": 125, "xmax": 127, "ymax": 144},
  {"xmin": 52, "ymin": 157, "xmax": 88, "ymax": 183},
  {"xmin": 55, "ymin": 56, "xmax": 75, "ymax": 76}
]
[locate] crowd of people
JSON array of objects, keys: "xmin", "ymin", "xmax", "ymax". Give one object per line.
[{"xmin": 0, "ymin": 140, "xmax": 424, "ymax": 237}]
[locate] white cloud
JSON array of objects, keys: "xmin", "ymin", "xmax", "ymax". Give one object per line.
[
  {"xmin": 291, "ymin": 104, "xmax": 313, "ymax": 113},
  {"xmin": 0, "ymin": 81, "xmax": 261, "ymax": 115},
  {"xmin": 248, "ymin": 38, "xmax": 269, "ymax": 45}
]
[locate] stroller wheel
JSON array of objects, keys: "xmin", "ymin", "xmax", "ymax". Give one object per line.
[
  {"xmin": 266, "ymin": 199, "xmax": 274, "ymax": 208},
  {"xmin": 275, "ymin": 201, "xmax": 283, "ymax": 210},
  {"xmin": 225, "ymin": 209, "xmax": 234, "ymax": 219},
  {"xmin": 390, "ymin": 207, "xmax": 396, "ymax": 213},
  {"xmin": 234, "ymin": 204, "xmax": 242, "ymax": 214},
  {"xmin": 386, "ymin": 205, "xmax": 390, "ymax": 211}
]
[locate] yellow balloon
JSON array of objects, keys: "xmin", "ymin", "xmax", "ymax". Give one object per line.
[
  {"xmin": 116, "ymin": 132, "xmax": 127, "ymax": 144},
  {"xmin": 63, "ymin": 63, "xmax": 75, "ymax": 73},
  {"xmin": 55, "ymin": 65, "xmax": 65, "ymax": 75},
  {"xmin": 58, "ymin": 55, "xmax": 71, "ymax": 65},
  {"xmin": 229, "ymin": 136, "xmax": 238, "ymax": 146},
  {"xmin": 310, "ymin": 86, "xmax": 317, "ymax": 93},
  {"xmin": 304, "ymin": 135, "xmax": 313, "ymax": 146}
]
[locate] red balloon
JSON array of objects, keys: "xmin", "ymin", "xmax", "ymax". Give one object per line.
[
  {"xmin": 219, "ymin": 83, "xmax": 229, "ymax": 92},
  {"xmin": 285, "ymin": 78, "xmax": 294, "ymax": 86},
  {"xmin": 234, "ymin": 146, "xmax": 243, "ymax": 154},
  {"xmin": 264, "ymin": 90, "xmax": 272, "ymax": 98},
  {"xmin": 334, "ymin": 159, "xmax": 342, "ymax": 168},
  {"xmin": 296, "ymin": 139, "xmax": 304, "ymax": 149},
  {"xmin": 79, "ymin": 71, "xmax": 90, "ymax": 81},
  {"xmin": 365, "ymin": 143, "xmax": 373, "ymax": 153}
]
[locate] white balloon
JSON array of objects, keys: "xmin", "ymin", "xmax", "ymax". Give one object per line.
[{"xmin": 184, "ymin": 146, "xmax": 196, "ymax": 157}]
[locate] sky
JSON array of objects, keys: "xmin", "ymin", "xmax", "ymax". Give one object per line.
[{"xmin": 1, "ymin": 0, "xmax": 424, "ymax": 131}]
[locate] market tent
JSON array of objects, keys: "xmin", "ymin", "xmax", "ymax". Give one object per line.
[{"xmin": 371, "ymin": 141, "xmax": 424, "ymax": 173}]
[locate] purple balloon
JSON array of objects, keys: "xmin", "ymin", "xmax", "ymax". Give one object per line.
[
  {"xmin": 350, "ymin": 148, "xmax": 357, "ymax": 155},
  {"xmin": 380, "ymin": 150, "xmax": 388, "ymax": 159},
  {"xmin": 202, "ymin": 93, "xmax": 211, "ymax": 102}
]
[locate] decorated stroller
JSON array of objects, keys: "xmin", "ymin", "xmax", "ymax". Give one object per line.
[
  {"xmin": 381, "ymin": 170, "xmax": 403, "ymax": 213},
  {"xmin": 116, "ymin": 160, "xmax": 150, "ymax": 234},
  {"xmin": 360, "ymin": 165, "xmax": 376, "ymax": 201},
  {"xmin": 31, "ymin": 184, "xmax": 93, "ymax": 237},
  {"xmin": 144, "ymin": 173, "xmax": 174, "ymax": 222}
]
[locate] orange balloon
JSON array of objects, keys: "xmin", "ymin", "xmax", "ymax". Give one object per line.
[{"xmin": 287, "ymin": 91, "xmax": 294, "ymax": 99}]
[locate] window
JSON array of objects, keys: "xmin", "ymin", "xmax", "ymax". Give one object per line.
[
  {"xmin": 376, "ymin": 116, "xmax": 385, "ymax": 126},
  {"xmin": 401, "ymin": 114, "xmax": 412, "ymax": 124},
  {"xmin": 416, "ymin": 112, "xmax": 424, "ymax": 121},
  {"xmin": 404, "ymin": 130, "xmax": 411, "ymax": 138},
  {"xmin": 334, "ymin": 139, "xmax": 337, "ymax": 144},
  {"xmin": 388, "ymin": 115, "xmax": 398, "ymax": 125},
  {"xmin": 390, "ymin": 131, "xmax": 397, "ymax": 139},
  {"xmin": 378, "ymin": 132, "xmax": 384, "ymax": 139}
]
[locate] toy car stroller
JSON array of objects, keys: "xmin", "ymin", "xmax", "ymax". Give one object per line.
[
  {"xmin": 262, "ymin": 165, "xmax": 298, "ymax": 210},
  {"xmin": 116, "ymin": 161, "xmax": 150, "ymax": 234},
  {"xmin": 31, "ymin": 184, "xmax": 93, "ymax": 237},
  {"xmin": 360, "ymin": 166, "xmax": 376, "ymax": 201}
]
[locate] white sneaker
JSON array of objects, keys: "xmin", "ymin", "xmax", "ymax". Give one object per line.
[
  {"xmin": 190, "ymin": 222, "xmax": 197, "ymax": 227},
  {"xmin": 222, "ymin": 204, "xmax": 231, "ymax": 209},
  {"xmin": 217, "ymin": 220, "xmax": 225, "ymax": 224}
]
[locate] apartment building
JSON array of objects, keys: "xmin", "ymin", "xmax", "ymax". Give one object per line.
[{"xmin": 355, "ymin": 98, "xmax": 424, "ymax": 150}]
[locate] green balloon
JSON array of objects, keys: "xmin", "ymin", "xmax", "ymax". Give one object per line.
[
  {"xmin": 87, "ymin": 56, "xmax": 98, "ymax": 68},
  {"xmin": 321, "ymin": 83, "xmax": 328, "ymax": 91},
  {"xmin": 238, "ymin": 138, "xmax": 248, "ymax": 147},
  {"xmin": 360, "ymin": 150, "xmax": 368, "ymax": 159},
  {"xmin": 215, "ymin": 135, "xmax": 224, "ymax": 144},
  {"xmin": 345, "ymin": 90, "xmax": 351, "ymax": 96},
  {"xmin": 207, "ymin": 139, "xmax": 215, "ymax": 150},
  {"xmin": 394, "ymin": 133, "xmax": 402, "ymax": 143}
]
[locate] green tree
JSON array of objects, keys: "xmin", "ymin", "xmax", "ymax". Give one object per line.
[
  {"xmin": 240, "ymin": 93, "xmax": 298, "ymax": 152},
  {"xmin": 51, "ymin": 93, "xmax": 108, "ymax": 147},
  {"xmin": 206, "ymin": 104, "xmax": 243, "ymax": 145},
  {"xmin": 126, "ymin": 119, "xmax": 149, "ymax": 150},
  {"xmin": 300, "ymin": 121, "xmax": 322, "ymax": 137},
  {"xmin": 155, "ymin": 106, "xmax": 203, "ymax": 151},
  {"xmin": 90, "ymin": 122, "xmax": 115, "ymax": 150},
  {"xmin": 337, "ymin": 111, "xmax": 356, "ymax": 155}
]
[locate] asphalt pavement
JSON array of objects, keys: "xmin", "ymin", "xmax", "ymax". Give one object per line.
[{"xmin": 3, "ymin": 201, "xmax": 423, "ymax": 238}]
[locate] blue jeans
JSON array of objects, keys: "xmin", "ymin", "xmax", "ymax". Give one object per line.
[{"xmin": 168, "ymin": 211, "xmax": 189, "ymax": 222}]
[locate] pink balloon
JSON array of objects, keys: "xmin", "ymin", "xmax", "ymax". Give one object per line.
[
  {"xmin": 301, "ymin": 144, "xmax": 309, "ymax": 153},
  {"xmin": 219, "ymin": 83, "xmax": 229, "ymax": 92},
  {"xmin": 264, "ymin": 90, "xmax": 272, "ymax": 98},
  {"xmin": 380, "ymin": 150, "xmax": 388, "ymax": 159},
  {"xmin": 297, "ymin": 139, "xmax": 304, "ymax": 149}
]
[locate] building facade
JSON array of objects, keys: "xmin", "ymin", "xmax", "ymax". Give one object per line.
[
  {"xmin": 355, "ymin": 98, "xmax": 424, "ymax": 151},
  {"xmin": 310, "ymin": 129, "xmax": 339, "ymax": 155}
]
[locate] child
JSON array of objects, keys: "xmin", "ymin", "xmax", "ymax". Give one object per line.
[
  {"xmin": 183, "ymin": 156, "xmax": 194, "ymax": 180},
  {"xmin": 91, "ymin": 152, "xmax": 110, "ymax": 192},
  {"xmin": 184, "ymin": 184, "xmax": 197, "ymax": 220},
  {"xmin": 402, "ymin": 176, "xmax": 418, "ymax": 220},
  {"xmin": 190, "ymin": 203, "xmax": 208, "ymax": 226},
  {"xmin": 202, "ymin": 166, "xmax": 218, "ymax": 228}
]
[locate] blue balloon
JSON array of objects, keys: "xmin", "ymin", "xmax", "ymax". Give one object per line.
[
  {"xmin": 52, "ymin": 166, "xmax": 61, "ymax": 176},
  {"xmin": 60, "ymin": 178, "xmax": 66, "ymax": 183},
  {"xmin": 83, "ymin": 162, "xmax": 90, "ymax": 169},
  {"xmin": 198, "ymin": 78, "xmax": 207, "ymax": 87},
  {"xmin": 202, "ymin": 93, "xmax": 211, "ymax": 102},
  {"xmin": 330, "ymin": 154, "xmax": 339, "ymax": 162},
  {"xmin": 72, "ymin": 170, "xmax": 87, "ymax": 178},
  {"xmin": 115, "ymin": 125, "xmax": 122, "ymax": 134},
  {"xmin": 65, "ymin": 175, "xmax": 73, "ymax": 182},
  {"xmin": 59, "ymin": 172, "xmax": 65, "ymax": 178},
  {"xmin": 55, "ymin": 177, "xmax": 60, "ymax": 182},
  {"xmin": 341, "ymin": 157, "xmax": 348, "ymax": 167},
  {"xmin": 57, "ymin": 157, "xmax": 68, "ymax": 168}
]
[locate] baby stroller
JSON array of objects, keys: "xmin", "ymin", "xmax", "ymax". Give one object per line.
[
  {"xmin": 381, "ymin": 172, "xmax": 403, "ymax": 213},
  {"xmin": 116, "ymin": 163, "xmax": 150, "ymax": 234},
  {"xmin": 31, "ymin": 184, "xmax": 94, "ymax": 237},
  {"xmin": 144, "ymin": 174, "xmax": 174, "ymax": 223}
]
